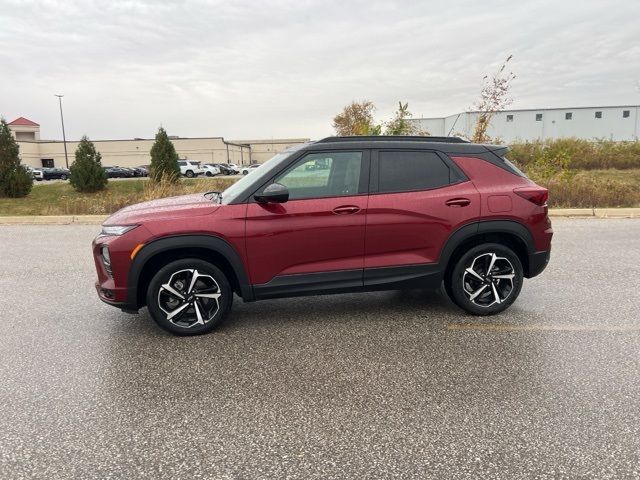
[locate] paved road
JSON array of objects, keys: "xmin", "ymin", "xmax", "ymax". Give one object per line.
[{"xmin": 1, "ymin": 219, "xmax": 639, "ymax": 479}]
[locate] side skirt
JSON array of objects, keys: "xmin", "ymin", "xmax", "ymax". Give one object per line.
[{"xmin": 252, "ymin": 264, "xmax": 442, "ymax": 301}]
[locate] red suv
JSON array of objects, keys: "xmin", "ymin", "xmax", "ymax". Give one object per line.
[{"xmin": 93, "ymin": 136, "xmax": 552, "ymax": 335}]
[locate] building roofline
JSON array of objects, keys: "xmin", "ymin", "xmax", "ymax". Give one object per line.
[{"xmin": 414, "ymin": 105, "xmax": 640, "ymax": 120}]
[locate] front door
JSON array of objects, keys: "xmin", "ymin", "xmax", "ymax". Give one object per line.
[{"xmin": 245, "ymin": 150, "xmax": 369, "ymax": 295}]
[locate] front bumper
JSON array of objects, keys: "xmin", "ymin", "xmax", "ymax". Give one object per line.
[{"xmin": 526, "ymin": 250, "xmax": 551, "ymax": 278}]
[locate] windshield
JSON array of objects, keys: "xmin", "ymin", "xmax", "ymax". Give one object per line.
[{"xmin": 221, "ymin": 145, "xmax": 308, "ymax": 204}]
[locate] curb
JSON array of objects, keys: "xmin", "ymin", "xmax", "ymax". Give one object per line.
[{"xmin": 1, "ymin": 208, "xmax": 639, "ymax": 225}]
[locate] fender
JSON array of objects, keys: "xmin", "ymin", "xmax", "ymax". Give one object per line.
[
  {"xmin": 127, "ymin": 234, "xmax": 254, "ymax": 308},
  {"xmin": 438, "ymin": 220, "xmax": 535, "ymax": 273}
]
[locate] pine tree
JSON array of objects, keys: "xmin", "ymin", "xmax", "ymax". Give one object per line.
[
  {"xmin": 149, "ymin": 127, "xmax": 180, "ymax": 183},
  {"xmin": 69, "ymin": 136, "xmax": 108, "ymax": 192},
  {"xmin": 0, "ymin": 118, "xmax": 32, "ymax": 198}
]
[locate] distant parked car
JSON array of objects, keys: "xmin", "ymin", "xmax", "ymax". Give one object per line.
[
  {"xmin": 104, "ymin": 167, "xmax": 133, "ymax": 178},
  {"xmin": 201, "ymin": 164, "xmax": 221, "ymax": 177},
  {"xmin": 227, "ymin": 163, "xmax": 241, "ymax": 174},
  {"xmin": 208, "ymin": 163, "xmax": 235, "ymax": 175},
  {"xmin": 33, "ymin": 167, "xmax": 70, "ymax": 181},
  {"xmin": 135, "ymin": 166, "xmax": 150, "ymax": 177},
  {"xmin": 241, "ymin": 164, "xmax": 261, "ymax": 175},
  {"xmin": 178, "ymin": 160, "xmax": 205, "ymax": 178}
]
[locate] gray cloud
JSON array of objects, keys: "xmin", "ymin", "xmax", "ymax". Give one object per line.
[{"xmin": 1, "ymin": 0, "xmax": 639, "ymax": 140}]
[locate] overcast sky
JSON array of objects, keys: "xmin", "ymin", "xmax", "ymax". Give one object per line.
[{"xmin": 1, "ymin": 0, "xmax": 639, "ymax": 141}]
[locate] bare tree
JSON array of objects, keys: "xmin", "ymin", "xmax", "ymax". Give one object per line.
[
  {"xmin": 472, "ymin": 55, "xmax": 516, "ymax": 143},
  {"xmin": 332, "ymin": 101, "xmax": 381, "ymax": 136}
]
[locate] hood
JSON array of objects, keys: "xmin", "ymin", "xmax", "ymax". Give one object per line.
[{"xmin": 105, "ymin": 193, "xmax": 220, "ymax": 225}]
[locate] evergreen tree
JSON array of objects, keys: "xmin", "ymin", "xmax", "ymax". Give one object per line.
[
  {"xmin": 70, "ymin": 136, "xmax": 108, "ymax": 192},
  {"xmin": 149, "ymin": 127, "xmax": 180, "ymax": 183},
  {"xmin": 0, "ymin": 118, "xmax": 32, "ymax": 198}
]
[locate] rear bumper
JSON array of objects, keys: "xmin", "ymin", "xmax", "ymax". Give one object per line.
[{"xmin": 526, "ymin": 250, "xmax": 551, "ymax": 278}]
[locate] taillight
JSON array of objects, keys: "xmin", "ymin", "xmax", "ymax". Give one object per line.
[{"xmin": 514, "ymin": 186, "xmax": 548, "ymax": 206}]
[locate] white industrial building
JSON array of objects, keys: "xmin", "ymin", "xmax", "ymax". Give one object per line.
[{"xmin": 411, "ymin": 105, "xmax": 640, "ymax": 143}]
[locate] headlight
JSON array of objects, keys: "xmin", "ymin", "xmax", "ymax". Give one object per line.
[{"xmin": 101, "ymin": 225, "xmax": 138, "ymax": 236}]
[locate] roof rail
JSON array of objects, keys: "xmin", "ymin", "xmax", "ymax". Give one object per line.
[{"xmin": 316, "ymin": 135, "xmax": 470, "ymax": 144}]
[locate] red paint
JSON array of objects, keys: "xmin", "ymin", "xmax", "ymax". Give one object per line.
[{"xmin": 93, "ymin": 151, "xmax": 553, "ymax": 307}]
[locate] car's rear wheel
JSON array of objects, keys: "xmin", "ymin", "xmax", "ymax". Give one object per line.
[
  {"xmin": 60, "ymin": 174, "xmax": 67, "ymax": 180},
  {"xmin": 185, "ymin": 170, "xmax": 194, "ymax": 178},
  {"xmin": 448, "ymin": 243, "xmax": 523, "ymax": 316},
  {"xmin": 206, "ymin": 171, "xmax": 213, "ymax": 177},
  {"xmin": 146, "ymin": 258, "xmax": 233, "ymax": 335}
]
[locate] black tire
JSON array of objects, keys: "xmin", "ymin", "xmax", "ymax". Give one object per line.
[
  {"xmin": 185, "ymin": 170, "xmax": 194, "ymax": 178},
  {"xmin": 206, "ymin": 171, "xmax": 213, "ymax": 177},
  {"xmin": 448, "ymin": 243, "xmax": 523, "ymax": 316},
  {"xmin": 60, "ymin": 174, "xmax": 67, "ymax": 180},
  {"xmin": 146, "ymin": 258, "xmax": 233, "ymax": 336}
]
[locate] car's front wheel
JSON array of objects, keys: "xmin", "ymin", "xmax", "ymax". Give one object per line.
[
  {"xmin": 448, "ymin": 243, "xmax": 523, "ymax": 315},
  {"xmin": 146, "ymin": 258, "xmax": 233, "ymax": 335},
  {"xmin": 185, "ymin": 170, "xmax": 194, "ymax": 178}
]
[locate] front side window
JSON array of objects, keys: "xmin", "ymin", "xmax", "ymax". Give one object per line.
[
  {"xmin": 275, "ymin": 151, "xmax": 362, "ymax": 200},
  {"xmin": 378, "ymin": 151, "xmax": 451, "ymax": 193}
]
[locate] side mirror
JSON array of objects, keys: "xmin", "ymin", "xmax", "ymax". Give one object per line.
[{"xmin": 254, "ymin": 183, "xmax": 289, "ymax": 203}]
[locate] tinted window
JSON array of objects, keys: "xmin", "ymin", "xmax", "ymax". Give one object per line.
[
  {"xmin": 378, "ymin": 151, "xmax": 451, "ymax": 193},
  {"xmin": 275, "ymin": 151, "xmax": 362, "ymax": 200}
]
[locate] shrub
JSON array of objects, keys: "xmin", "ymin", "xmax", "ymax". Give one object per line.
[
  {"xmin": 70, "ymin": 136, "xmax": 108, "ymax": 193},
  {"xmin": 3, "ymin": 166, "xmax": 33, "ymax": 198},
  {"xmin": 0, "ymin": 118, "xmax": 32, "ymax": 198},
  {"xmin": 149, "ymin": 127, "xmax": 180, "ymax": 183},
  {"xmin": 509, "ymin": 138, "xmax": 640, "ymax": 171}
]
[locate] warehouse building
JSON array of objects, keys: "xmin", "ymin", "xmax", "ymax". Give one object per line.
[
  {"xmin": 7, "ymin": 117, "xmax": 308, "ymax": 169},
  {"xmin": 411, "ymin": 105, "xmax": 640, "ymax": 143}
]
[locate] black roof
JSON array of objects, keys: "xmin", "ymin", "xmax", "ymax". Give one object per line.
[
  {"xmin": 316, "ymin": 135, "xmax": 469, "ymax": 144},
  {"xmin": 309, "ymin": 136, "xmax": 506, "ymax": 155}
]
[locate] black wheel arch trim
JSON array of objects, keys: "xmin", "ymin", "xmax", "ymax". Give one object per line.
[
  {"xmin": 438, "ymin": 219, "xmax": 536, "ymax": 276},
  {"xmin": 127, "ymin": 234, "xmax": 254, "ymax": 309}
]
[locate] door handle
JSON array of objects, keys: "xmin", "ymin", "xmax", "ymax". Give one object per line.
[
  {"xmin": 445, "ymin": 198, "xmax": 471, "ymax": 207},
  {"xmin": 332, "ymin": 205, "xmax": 361, "ymax": 215}
]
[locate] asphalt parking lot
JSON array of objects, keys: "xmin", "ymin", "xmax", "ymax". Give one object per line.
[{"xmin": 1, "ymin": 219, "xmax": 639, "ymax": 479}]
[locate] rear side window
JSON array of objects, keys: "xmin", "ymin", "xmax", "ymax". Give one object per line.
[{"xmin": 378, "ymin": 151, "xmax": 451, "ymax": 193}]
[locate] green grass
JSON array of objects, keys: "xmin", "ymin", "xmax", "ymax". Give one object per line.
[{"xmin": 0, "ymin": 177, "xmax": 237, "ymax": 216}]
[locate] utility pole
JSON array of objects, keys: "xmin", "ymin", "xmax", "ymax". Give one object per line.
[{"xmin": 55, "ymin": 94, "xmax": 69, "ymax": 168}]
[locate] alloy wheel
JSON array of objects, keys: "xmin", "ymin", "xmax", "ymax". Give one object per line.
[
  {"xmin": 462, "ymin": 253, "xmax": 515, "ymax": 307},
  {"xmin": 157, "ymin": 269, "xmax": 222, "ymax": 328}
]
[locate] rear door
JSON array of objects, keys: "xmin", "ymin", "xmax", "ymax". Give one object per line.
[
  {"xmin": 245, "ymin": 150, "xmax": 369, "ymax": 290},
  {"xmin": 364, "ymin": 149, "xmax": 480, "ymax": 273}
]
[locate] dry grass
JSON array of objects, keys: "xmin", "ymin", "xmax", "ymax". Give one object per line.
[
  {"xmin": 542, "ymin": 171, "xmax": 640, "ymax": 208},
  {"xmin": 509, "ymin": 138, "xmax": 640, "ymax": 170},
  {"xmin": 0, "ymin": 177, "xmax": 237, "ymax": 216}
]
